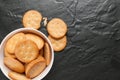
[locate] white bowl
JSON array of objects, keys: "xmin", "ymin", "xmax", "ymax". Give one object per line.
[{"xmin": 0, "ymin": 28, "xmax": 54, "ymax": 80}]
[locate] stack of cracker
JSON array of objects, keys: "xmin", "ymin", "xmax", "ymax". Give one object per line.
[{"xmin": 47, "ymin": 18, "xmax": 67, "ymax": 52}]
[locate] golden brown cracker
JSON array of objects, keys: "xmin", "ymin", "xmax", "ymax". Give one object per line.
[
  {"xmin": 48, "ymin": 35, "xmax": 67, "ymax": 51},
  {"xmin": 6, "ymin": 32, "xmax": 25, "ymax": 54},
  {"xmin": 36, "ymin": 55, "xmax": 46, "ymax": 61},
  {"xmin": 25, "ymin": 56, "xmax": 46, "ymax": 78},
  {"xmin": 25, "ymin": 33, "xmax": 44, "ymax": 50},
  {"xmin": 47, "ymin": 18, "xmax": 67, "ymax": 39},
  {"xmin": 8, "ymin": 71, "xmax": 31, "ymax": 80},
  {"xmin": 4, "ymin": 46, "xmax": 16, "ymax": 58},
  {"xmin": 4, "ymin": 57, "xmax": 25, "ymax": 73},
  {"xmin": 44, "ymin": 42, "xmax": 51, "ymax": 65},
  {"xmin": 23, "ymin": 10, "xmax": 42, "ymax": 29},
  {"xmin": 15, "ymin": 40, "xmax": 39, "ymax": 63}
]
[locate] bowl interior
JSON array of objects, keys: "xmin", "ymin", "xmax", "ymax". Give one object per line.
[{"xmin": 0, "ymin": 28, "xmax": 54, "ymax": 80}]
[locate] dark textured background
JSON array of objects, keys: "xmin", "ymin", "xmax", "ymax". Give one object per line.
[{"xmin": 0, "ymin": 0, "xmax": 120, "ymax": 80}]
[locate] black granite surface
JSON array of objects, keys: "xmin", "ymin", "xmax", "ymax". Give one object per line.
[{"xmin": 0, "ymin": 0, "xmax": 120, "ymax": 80}]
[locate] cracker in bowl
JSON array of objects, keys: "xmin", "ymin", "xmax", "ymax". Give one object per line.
[
  {"xmin": 25, "ymin": 56, "xmax": 46, "ymax": 78},
  {"xmin": 15, "ymin": 40, "xmax": 39, "ymax": 63}
]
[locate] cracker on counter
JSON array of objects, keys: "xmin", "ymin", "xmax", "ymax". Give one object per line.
[
  {"xmin": 4, "ymin": 57, "xmax": 25, "ymax": 73},
  {"xmin": 48, "ymin": 35, "xmax": 67, "ymax": 52},
  {"xmin": 8, "ymin": 71, "xmax": 31, "ymax": 80},
  {"xmin": 23, "ymin": 10, "xmax": 42, "ymax": 29},
  {"xmin": 47, "ymin": 18, "xmax": 67, "ymax": 39},
  {"xmin": 25, "ymin": 33, "xmax": 44, "ymax": 50},
  {"xmin": 15, "ymin": 40, "xmax": 39, "ymax": 63},
  {"xmin": 6, "ymin": 32, "xmax": 25, "ymax": 54}
]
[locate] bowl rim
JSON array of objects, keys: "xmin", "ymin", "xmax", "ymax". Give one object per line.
[{"xmin": 0, "ymin": 28, "xmax": 54, "ymax": 80}]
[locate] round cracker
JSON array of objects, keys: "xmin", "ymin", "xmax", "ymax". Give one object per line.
[
  {"xmin": 4, "ymin": 57, "xmax": 25, "ymax": 73},
  {"xmin": 6, "ymin": 32, "xmax": 25, "ymax": 54},
  {"xmin": 4, "ymin": 46, "xmax": 16, "ymax": 58},
  {"xmin": 25, "ymin": 33, "xmax": 44, "ymax": 50},
  {"xmin": 15, "ymin": 40, "xmax": 39, "ymax": 63},
  {"xmin": 47, "ymin": 18, "xmax": 67, "ymax": 39},
  {"xmin": 48, "ymin": 35, "xmax": 67, "ymax": 51},
  {"xmin": 8, "ymin": 71, "xmax": 31, "ymax": 80},
  {"xmin": 23, "ymin": 10, "xmax": 42, "ymax": 29},
  {"xmin": 25, "ymin": 56, "xmax": 46, "ymax": 78},
  {"xmin": 44, "ymin": 42, "xmax": 51, "ymax": 65}
]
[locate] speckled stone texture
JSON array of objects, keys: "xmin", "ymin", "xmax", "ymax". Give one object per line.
[{"xmin": 0, "ymin": 0, "xmax": 120, "ymax": 80}]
